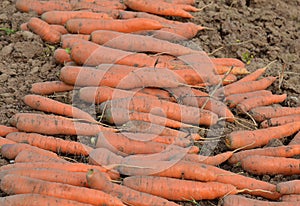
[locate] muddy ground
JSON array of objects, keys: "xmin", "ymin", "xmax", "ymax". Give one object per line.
[{"xmin": 0, "ymin": 0, "xmax": 299, "ymax": 205}]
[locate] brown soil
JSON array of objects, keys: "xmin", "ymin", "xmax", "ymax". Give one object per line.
[{"xmin": 0, "ymin": 0, "xmax": 299, "ymax": 205}]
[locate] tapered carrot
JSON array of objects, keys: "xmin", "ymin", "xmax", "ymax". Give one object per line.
[
  {"xmin": 41, "ymin": 10, "xmax": 113, "ymax": 25},
  {"xmin": 0, "ymin": 137, "xmax": 16, "ymax": 146},
  {"xmin": 124, "ymin": 0, "xmax": 198, "ymax": 18},
  {"xmin": 228, "ymin": 144, "xmax": 300, "ymax": 164},
  {"xmin": 0, "ymin": 174, "xmax": 125, "ymax": 206},
  {"xmin": 27, "ymin": 17, "xmax": 61, "ymax": 44},
  {"xmin": 30, "ymin": 81, "xmax": 74, "ymax": 95},
  {"xmin": 222, "ymin": 195, "xmax": 290, "ymax": 206},
  {"xmin": 10, "ymin": 113, "xmax": 116, "ymax": 136},
  {"xmin": 123, "ymin": 176, "xmax": 237, "ymax": 201},
  {"xmin": 209, "ymin": 58, "xmax": 245, "ymax": 68},
  {"xmin": 260, "ymin": 114, "xmax": 300, "ymax": 128},
  {"xmin": 280, "ymin": 194, "xmax": 300, "ymax": 202},
  {"xmin": 237, "ymin": 94, "xmax": 287, "ymax": 113},
  {"xmin": 237, "ymin": 67, "xmax": 268, "ymax": 82},
  {"xmin": 15, "ymin": 149, "xmax": 67, "ymax": 163},
  {"xmin": 0, "ymin": 168, "xmax": 88, "ymax": 187},
  {"xmin": 6, "ymin": 132, "xmax": 93, "ymax": 156},
  {"xmin": 0, "ymin": 125, "xmax": 18, "ymax": 137},
  {"xmin": 53, "ymin": 48, "xmax": 72, "ymax": 64},
  {"xmin": 16, "ymin": 0, "xmax": 72, "ymax": 15},
  {"xmin": 240, "ymin": 155, "xmax": 300, "ymax": 175},
  {"xmin": 0, "ymin": 194, "xmax": 93, "ymax": 206},
  {"xmin": 289, "ymin": 131, "xmax": 300, "ymax": 145},
  {"xmin": 87, "ymin": 169, "xmax": 179, "ymax": 206},
  {"xmin": 277, "ymin": 180, "xmax": 300, "ymax": 195},
  {"xmin": 249, "ymin": 106, "xmax": 300, "ymax": 122},
  {"xmin": 66, "ymin": 18, "xmax": 163, "ymax": 34},
  {"xmin": 225, "ymin": 122, "xmax": 300, "ymax": 149},
  {"xmin": 225, "ymin": 90, "xmax": 273, "ymax": 108},
  {"xmin": 23, "ymin": 94, "xmax": 96, "ymax": 123}
]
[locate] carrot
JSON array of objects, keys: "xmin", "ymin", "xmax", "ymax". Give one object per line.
[
  {"xmin": 81, "ymin": 0, "xmax": 126, "ymax": 10},
  {"xmin": 260, "ymin": 114, "xmax": 300, "ymax": 128},
  {"xmin": 240, "ymin": 155, "xmax": 300, "ymax": 175},
  {"xmin": 162, "ymin": 0, "xmax": 196, "ymax": 4},
  {"xmin": 10, "ymin": 113, "xmax": 116, "ymax": 136},
  {"xmin": 213, "ymin": 65, "xmax": 249, "ymax": 75},
  {"xmin": 20, "ymin": 22, "xmax": 29, "ymax": 31},
  {"xmin": 237, "ymin": 67, "xmax": 268, "ymax": 82},
  {"xmin": 0, "ymin": 162, "xmax": 119, "ymax": 180},
  {"xmin": 65, "ymin": 18, "xmax": 163, "ymax": 34},
  {"xmin": 100, "ymin": 96, "xmax": 218, "ymax": 126},
  {"xmin": 222, "ymin": 195, "xmax": 290, "ymax": 206},
  {"xmin": 249, "ymin": 106, "xmax": 300, "ymax": 122},
  {"xmin": 41, "ymin": 10, "xmax": 113, "ymax": 25},
  {"xmin": 237, "ymin": 94, "xmax": 287, "ymax": 113},
  {"xmin": 50, "ymin": 24, "xmax": 68, "ymax": 35},
  {"xmin": 225, "ymin": 122, "xmax": 300, "ymax": 149},
  {"xmin": 27, "ymin": 17, "xmax": 61, "ymax": 44},
  {"xmin": 0, "ymin": 174, "xmax": 125, "ymax": 206},
  {"xmin": 61, "ymin": 34, "xmax": 91, "ymax": 48},
  {"xmin": 225, "ymin": 90, "xmax": 273, "ymax": 108},
  {"xmin": 0, "ymin": 168, "xmax": 88, "ymax": 187},
  {"xmin": 23, "ymin": 94, "xmax": 96, "ymax": 123},
  {"xmin": 0, "ymin": 125, "xmax": 18, "ymax": 137},
  {"xmin": 70, "ymin": 2, "xmax": 122, "ymax": 16},
  {"xmin": 228, "ymin": 144, "xmax": 300, "ymax": 164},
  {"xmin": 0, "ymin": 137, "xmax": 16, "ymax": 146},
  {"xmin": 53, "ymin": 48, "xmax": 72, "ymax": 64},
  {"xmin": 277, "ymin": 180, "xmax": 300, "ymax": 195},
  {"xmin": 6, "ymin": 132, "xmax": 93, "ymax": 156},
  {"xmin": 136, "ymin": 87, "xmax": 175, "ymax": 101},
  {"xmin": 123, "ymin": 176, "xmax": 237, "ymax": 201},
  {"xmin": 15, "ymin": 149, "xmax": 68, "ymax": 163},
  {"xmin": 87, "ymin": 169, "xmax": 179, "ymax": 206},
  {"xmin": 289, "ymin": 131, "xmax": 300, "ymax": 145},
  {"xmin": 209, "ymin": 58, "xmax": 245, "ymax": 68},
  {"xmin": 124, "ymin": 0, "xmax": 198, "ymax": 18},
  {"xmin": 30, "ymin": 81, "xmax": 74, "ymax": 95},
  {"xmin": 16, "ymin": 0, "xmax": 72, "ymax": 15},
  {"xmin": 0, "ymin": 194, "xmax": 94, "ymax": 206},
  {"xmin": 280, "ymin": 194, "xmax": 300, "ymax": 202}
]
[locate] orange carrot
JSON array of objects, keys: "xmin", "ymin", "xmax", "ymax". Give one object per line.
[
  {"xmin": 225, "ymin": 90, "xmax": 273, "ymax": 108},
  {"xmin": 70, "ymin": 2, "xmax": 123, "ymax": 15},
  {"xmin": 260, "ymin": 114, "xmax": 300, "ymax": 128},
  {"xmin": 237, "ymin": 67, "xmax": 267, "ymax": 82},
  {"xmin": 289, "ymin": 131, "xmax": 300, "ymax": 145},
  {"xmin": 6, "ymin": 132, "xmax": 93, "ymax": 156},
  {"xmin": 41, "ymin": 10, "xmax": 113, "ymax": 25},
  {"xmin": 138, "ymin": 87, "xmax": 175, "ymax": 101},
  {"xmin": 0, "ymin": 194, "xmax": 93, "ymax": 206},
  {"xmin": 50, "ymin": 24, "xmax": 68, "ymax": 35},
  {"xmin": 10, "ymin": 113, "xmax": 116, "ymax": 136},
  {"xmin": 249, "ymin": 106, "xmax": 300, "ymax": 122},
  {"xmin": 83, "ymin": 0, "xmax": 126, "ymax": 10},
  {"xmin": 0, "ymin": 125, "xmax": 18, "ymax": 137},
  {"xmin": 87, "ymin": 169, "xmax": 179, "ymax": 206},
  {"xmin": 209, "ymin": 58, "xmax": 245, "ymax": 68},
  {"xmin": 236, "ymin": 93, "xmax": 287, "ymax": 113},
  {"xmin": 240, "ymin": 155, "xmax": 300, "ymax": 175},
  {"xmin": 222, "ymin": 195, "xmax": 289, "ymax": 206},
  {"xmin": 277, "ymin": 180, "xmax": 300, "ymax": 195},
  {"xmin": 213, "ymin": 65, "xmax": 249, "ymax": 75},
  {"xmin": 162, "ymin": 0, "xmax": 195, "ymax": 4},
  {"xmin": 0, "ymin": 137, "xmax": 16, "ymax": 146},
  {"xmin": 228, "ymin": 144, "xmax": 300, "ymax": 164},
  {"xmin": 123, "ymin": 176, "xmax": 237, "ymax": 201},
  {"xmin": 0, "ymin": 174, "xmax": 125, "ymax": 206},
  {"xmin": 23, "ymin": 94, "xmax": 96, "ymax": 123},
  {"xmin": 226, "ymin": 122, "xmax": 300, "ymax": 150},
  {"xmin": 30, "ymin": 81, "xmax": 74, "ymax": 95},
  {"xmin": 61, "ymin": 34, "xmax": 90, "ymax": 48},
  {"xmin": 124, "ymin": 0, "xmax": 198, "ymax": 18},
  {"xmin": 66, "ymin": 18, "xmax": 163, "ymax": 34},
  {"xmin": 280, "ymin": 194, "xmax": 300, "ymax": 202},
  {"xmin": 182, "ymin": 151, "xmax": 237, "ymax": 166},
  {"xmin": 16, "ymin": 0, "xmax": 72, "ymax": 15},
  {"xmin": 27, "ymin": 17, "xmax": 61, "ymax": 44},
  {"xmin": 14, "ymin": 149, "xmax": 68, "ymax": 163},
  {"xmin": 53, "ymin": 48, "xmax": 72, "ymax": 64}
]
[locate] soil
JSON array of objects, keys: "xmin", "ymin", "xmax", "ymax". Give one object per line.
[{"xmin": 0, "ymin": 0, "xmax": 299, "ymax": 205}]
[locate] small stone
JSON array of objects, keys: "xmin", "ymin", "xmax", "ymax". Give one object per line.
[
  {"xmin": 22, "ymin": 31, "xmax": 34, "ymax": 40},
  {"xmin": 0, "ymin": 74, "xmax": 9, "ymax": 82},
  {"xmin": 0, "ymin": 45, "xmax": 13, "ymax": 56},
  {"xmin": 0, "ymin": 14, "xmax": 8, "ymax": 21},
  {"xmin": 30, "ymin": 67, "xmax": 40, "ymax": 74}
]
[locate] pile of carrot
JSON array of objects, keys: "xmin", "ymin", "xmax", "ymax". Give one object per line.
[{"xmin": 0, "ymin": 0, "xmax": 299, "ymax": 205}]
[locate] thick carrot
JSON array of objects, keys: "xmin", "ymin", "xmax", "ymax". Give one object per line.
[
  {"xmin": 0, "ymin": 194, "xmax": 93, "ymax": 206},
  {"xmin": 261, "ymin": 114, "xmax": 300, "ymax": 128},
  {"xmin": 53, "ymin": 48, "xmax": 72, "ymax": 64},
  {"xmin": 66, "ymin": 18, "xmax": 163, "ymax": 34},
  {"xmin": 0, "ymin": 168, "xmax": 88, "ymax": 187},
  {"xmin": 50, "ymin": 24, "xmax": 68, "ymax": 35},
  {"xmin": 277, "ymin": 180, "xmax": 300, "ymax": 195},
  {"xmin": 27, "ymin": 17, "xmax": 61, "ymax": 44},
  {"xmin": 289, "ymin": 131, "xmax": 300, "ymax": 145},
  {"xmin": 41, "ymin": 10, "xmax": 113, "ymax": 25},
  {"xmin": 6, "ymin": 132, "xmax": 93, "ymax": 156},
  {"xmin": 23, "ymin": 94, "xmax": 96, "ymax": 123},
  {"xmin": 30, "ymin": 81, "xmax": 74, "ymax": 95},
  {"xmin": 236, "ymin": 94, "xmax": 287, "ymax": 113},
  {"xmin": 124, "ymin": 0, "xmax": 198, "ymax": 18},
  {"xmin": 16, "ymin": 0, "xmax": 72, "ymax": 15},
  {"xmin": 0, "ymin": 125, "xmax": 18, "ymax": 137},
  {"xmin": 222, "ymin": 195, "xmax": 290, "ymax": 206},
  {"xmin": 225, "ymin": 122, "xmax": 300, "ymax": 149},
  {"xmin": 209, "ymin": 58, "xmax": 245, "ymax": 68},
  {"xmin": 280, "ymin": 194, "xmax": 300, "ymax": 202},
  {"xmin": 0, "ymin": 137, "xmax": 16, "ymax": 146},
  {"xmin": 123, "ymin": 176, "xmax": 237, "ymax": 201},
  {"xmin": 15, "ymin": 149, "xmax": 68, "ymax": 163},
  {"xmin": 225, "ymin": 90, "xmax": 273, "ymax": 108},
  {"xmin": 87, "ymin": 169, "xmax": 179, "ymax": 206},
  {"xmin": 249, "ymin": 106, "xmax": 300, "ymax": 122},
  {"xmin": 228, "ymin": 144, "xmax": 300, "ymax": 164},
  {"xmin": 0, "ymin": 174, "xmax": 125, "ymax": 206},
  {"xmin": 61, "ymin": 34, "xmax": 90, "ymax": 48},
  {"xmin": 240, "ymin": 155, "xmax": 300, "ymax": 175},
  {"xmin": 10, "ymin": 113, "xmax": 116, "ymax": 136}
]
